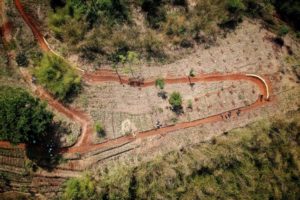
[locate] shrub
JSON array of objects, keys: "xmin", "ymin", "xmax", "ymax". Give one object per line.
[
  {"xmin": 34, "ymin": 54, "xmax": 81, "ymax": 102},
  {"xmin": 16, "ymin": 52, "xmax": 29, "ymax": 67},
  {"xmin": 189, "ymin": 68, "xmax": 195, "ymax": 77},
  {"xmin": 278, "ymin": 25, "xmax": 289, "ymax": 37},
  {"xmin": 273, "ymin": 0, "xmax": 300, "ymax": 30},
  {"xmin": 227, "ymin": 0, "xmax": 245, "ymax": 13},
  {"xmin": 187, "ymin": 99, "xmax": 193, "ymax": 109},
  {"xmin": 95, "ymin": 122, "xmax": 105, "ymax": 137},
  {"xmin": 62, "ymin": 175, "xmax": 96, "ymax": 200},
  {"xmin": 155, "ymin": 78, "xmax": 165, "ymax": 89},
  {"xmin": 0, "ymin": 86, "xmax": 53, "ymax": 145},
  {"xmin": 141, "ymin": 0, "xmax": 166, "ymax": 28},
  {"xmin": 169, "ymin": 92, "xmax": 182, "ymax": 111}
]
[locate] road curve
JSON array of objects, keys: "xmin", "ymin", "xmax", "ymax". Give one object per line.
[{"xmin": 62, "ymin": 72, "xmax": 271, "ymax": 153}]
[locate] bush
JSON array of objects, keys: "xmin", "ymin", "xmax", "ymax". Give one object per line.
[
  {"xmin": 62, "ymin": 175, "xmax": 96, "ymax": 200},
  {"xmin": 0, "ymin": 86, "xmax": 53, "ymax": 145},
  {"xmin": 155, "ymin": 78, "xmax": 165, "ymax": 90},
  {"xmin": 141, "ymin": 0, "xmax": 166, "ymax": 28},
  {"xmin": 278, "ymin": 25, "xmax": 289, "ymax": 37},
  {"xmin": 16, "ymin": 52, "xmax": 29, "ymax": 67},
  {"xmin": 189, "ymin": 68, "xmax": 195, "ymax": 77},
  {"xmin": 169, "ymin": 92, "xmax": 182, "ymax": 111},
  {"xmin": 187, "ymin": 99, "xmax": 193, "ymax": 109},
  {"xmin": 227, "ymin": 0, "xmax": 245, "ymax": 13},
  {"xmin": 273, "ymin": 0, "xmax": 300, "ymax": 30},
  {"xmin": 34, "ymin": 54, "xmax": 81, "ymax": 102},
  {"xmin": 95, "ymin": 122, "xmax": 105, "ymax": 137}
]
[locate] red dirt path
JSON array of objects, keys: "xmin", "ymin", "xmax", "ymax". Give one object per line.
[
  {"xmin": 62, "ymin": 72, "xmax": 271, "ymax": 153},
  {"xmin": 0, "ymin": 21, "xmax": 12, "ymax": 42},
  {"xmin": 0, "ymin": 0, "xmax": 272, "ymax": 155},
  {"xmin": 14, "ymin": 0, "xmax": 50, "ymax": 52}
]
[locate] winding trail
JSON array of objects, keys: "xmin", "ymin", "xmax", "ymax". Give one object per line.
[
  {"xmin": 0, "ymin": 0, "xmax": 272, "ymax": 155},
  {"xmin": 14, "ymin": 0, "xmax": 49, "ymax": 51}
]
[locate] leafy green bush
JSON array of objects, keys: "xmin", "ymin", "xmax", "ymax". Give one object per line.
[
  {"xmin": 49, "ymin": 0, "xmax": 129, "ymax": 35},
  {"xmin": 62, "ymin": 175, "xmax": 96, "ymax": 200},
  {"xmin": 278, "ymin": 25, "xmax": 289, "ymax": 37},
  {"xmin": 34, "ymin": 54, "xmax": 81, "ymax": 101},
  {"xmin": 169, "ymin": 92, "xmax": 182, "ymax": 111},
  {"xmin": 227, "ymin": 0, "xmax": 245, "ymax": 13},
  {"xmin": 0, "ymin": 86, "xmax": 53, "ymax": 145},
  {"xmin": 155, "ymin": 78, "xmax": 165, "ymax": 90},
  {"xmin": 95, "ymin": 122, "xmax": 105, "ymax": 137},
  {"xmin": 187, "ymin": 99, "xmax": 193, "ymax": 109},
  {"xmin": 189, "ymin": 68, "xmax": 195, "ymax": 77}
]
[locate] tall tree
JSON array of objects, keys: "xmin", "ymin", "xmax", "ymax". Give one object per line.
[{"xmin": 0, "ymin": 86, "xmax": 53, "ymax": 145}]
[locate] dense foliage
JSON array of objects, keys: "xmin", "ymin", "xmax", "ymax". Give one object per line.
[
  {"xmin": 34, "ymin": 54, "xmax": 81, "ymax": 101},
  {"xmin": 169, "ymin": 92, "xmax": 182, "ymax": 111},
  {"xmin": 49, "ymin": 0, "xmax": 128, "ymax": 39},
  {"xmin": 0, "ymin": 86, "xmax": 53, "ymax": 145},
  {"xmin": 62, "ymin": 113, "xmax": 300, "ymax": 199},
  {"xmin": 62, "ymin": 175, "xmax": 96, "ymax": 200},
  {"xmin": 273, "ymin": 0, "xmax": 300, "ymax": 30}
]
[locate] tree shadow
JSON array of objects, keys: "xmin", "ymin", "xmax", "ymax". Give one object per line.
[
  {"xmin": 157, "ymin": 91, "xmax": 168, "ymax": 100},
  {"xmin": 25, "ymin": 122, "xmax": 64, "ymax": 171},
  {"xmin": 172, "ymin": 105, "xmax": 184, "ymax": 115}
]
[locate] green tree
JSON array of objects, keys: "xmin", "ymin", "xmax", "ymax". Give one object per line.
[
  {"xmin": 169, "ymin": 92, "xmax": 182, "ymax": 111},
  {"xmin": 62, "ymin": 175, "xmax": 96, "ymax": 200},
  {"xmin": 34, "ymin": 53, "xmax": 81, "ymax": 101},
  {"xmin": 0, "ymin": 86, "xmax": 53, "ymax": 145}
]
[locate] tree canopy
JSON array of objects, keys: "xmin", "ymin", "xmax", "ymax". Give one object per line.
[
  {"xmin": 0, "ymin": 86, "xmax": 53, "ymax": 145},
  {"xmin": 34, "ymin": 53, "xmax": 81, "ymax": 102},
  {"xmin": 169, "ymin": 92, "xmax": 182, "ymax": 109}
]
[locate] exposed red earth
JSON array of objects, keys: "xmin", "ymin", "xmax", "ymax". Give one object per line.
[
  {"xmin": 0, "ymin": 0, "xmax": 272, "ymax": 156},
  {"xmin": 14, "ymin": 0, "xmax": 50, "ymax": 52},
  {"xmin": 0, "ymin": 21, "xmax": 12, "ymax": 42}
]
